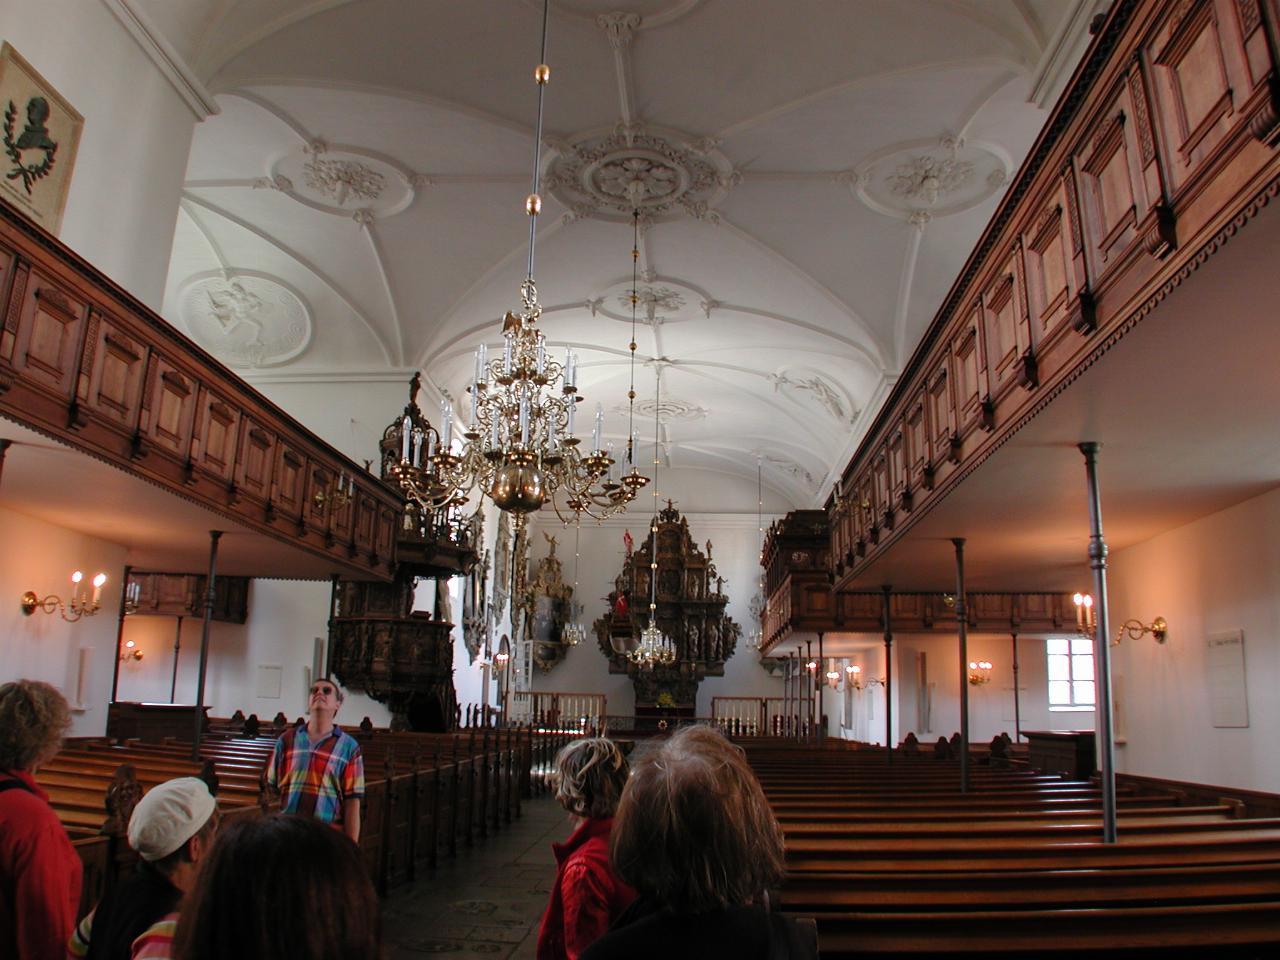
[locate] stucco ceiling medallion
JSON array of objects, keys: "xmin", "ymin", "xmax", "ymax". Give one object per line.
[
  {"xmin": 587, "ymin": 275, "xmax": 707, "ymax": 326},
  {"xmin": 268, "ymin": 140, "xmax": 415, "ymax": 220},
  {"xmin": 546, "ymin": 124, "xmax": 737, "ymax": 223},
  {"xmin": 622, "ymin": 397, "xmax": 709, "ymax": 422},
  {"xmin": 851, "ymin": 136, "xmax": 1011, "ymax": 222},
  {"xmin": 179, "ymin": 274, "xmax": 312, "ymax": 368}
]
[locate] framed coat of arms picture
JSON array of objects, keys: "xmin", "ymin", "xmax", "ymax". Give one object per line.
[{"xmin": 0, "ymin": 42, "xmax": 83, "ymax": 235}]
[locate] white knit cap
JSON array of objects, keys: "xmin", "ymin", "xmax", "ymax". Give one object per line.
[{"xmin": 127, "ymin": 777, "xmax": 217, "ymax": 861}]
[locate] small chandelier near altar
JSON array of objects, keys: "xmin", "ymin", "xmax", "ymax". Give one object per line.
[
  {"xmin": 561, "ymin": 519, "xmax": 587, "ymax": 646},
  {"xmin": 389, "ymin": 0, "xmax": 646, "ymax": 526},
  {"xmin": 629, "ymin": 361, "xmax": 675, "ymax": 669}
]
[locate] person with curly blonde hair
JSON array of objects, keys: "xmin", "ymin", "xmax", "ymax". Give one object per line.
[
  {"xmin": 0, "ymin": 679, "xmax": 82, "ymax": 960},
  {"xmin": 536, "ymin": 737, "xmax": 636, "ymax": 960}
]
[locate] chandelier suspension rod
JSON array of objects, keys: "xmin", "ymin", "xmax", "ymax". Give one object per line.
[
  {"xmin": 626, "ymin": 209, "xmax": 640, "ymax": 466},
  {"xmin": 526, "ymin": 0, "xmax": 551, "ymax": 281},
  {"xmin": 650, "ymin": 367, "xmax": 661, "ymax": 617}
]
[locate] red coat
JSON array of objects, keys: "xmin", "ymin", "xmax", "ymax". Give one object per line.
[
  {"xmin": 536, "ymin": 817, "xmax": 636, "ymax": 960},
  {"xmin": 0, "ymin": 768, "xmax": 83, "ymax": 960}
]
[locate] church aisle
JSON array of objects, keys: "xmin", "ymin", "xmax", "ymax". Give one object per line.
[{"xmin": 381, "ymin": 796, "xmax": 567, "ymax": 958}]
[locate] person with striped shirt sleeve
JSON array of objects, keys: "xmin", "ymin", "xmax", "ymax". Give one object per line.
[{"xmin": 264, "ymin": 677, "xmax": 365, "ymax": 842}]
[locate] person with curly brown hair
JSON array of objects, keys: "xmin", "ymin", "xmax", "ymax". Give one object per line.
[
  {"xmin": 581, "ymin": 725, "xmax": 816, "ymax": 960},
  {"xmin": 0, "ymin": 679, "xmax": 82, "ymax": 960},
  {"xmin": 536, "ymin": 737, "xmax": 636, "ymax": 960}
]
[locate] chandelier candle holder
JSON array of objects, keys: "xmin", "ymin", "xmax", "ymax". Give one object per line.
[{"xmin": 388, "ymin": 0, "xmax": 645, "ymax": 533}]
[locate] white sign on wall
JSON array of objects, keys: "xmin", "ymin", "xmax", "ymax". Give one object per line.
[
  {"xmin": 256, "ymin": 664, "xmax": 283, "ymax": 700},
  {"xmin": 1206, "ymin": 630, "xmax": 1248, "ymax": 728}
]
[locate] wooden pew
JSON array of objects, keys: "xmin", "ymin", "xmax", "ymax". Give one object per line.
[{"xmin": 744, "ymin": 744, "xmax": 1280, "ymax": 955}]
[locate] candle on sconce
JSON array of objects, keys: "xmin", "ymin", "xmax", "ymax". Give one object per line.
[
  {"xmin": 411, "ymin": 427, "xmax": 423, "ymax": 467},
  {"xmin": 519, "ymin": 393, "xmax": 531, "ymax": 445},
  {"xmin": 92, "ymin": 573, "xmax": 107, "ymax": 605},
  {"xmin": 401, "ymin": 415, "xmax": 412, "ymax": 462},
  {"xmin": 592, "ymin": 404, "xmax": 604, "ymax": 453},
  {"xmin": 502, "ymin": 337, "xmax": 513, "ymax": 376},
  {"xmin": 535, "ymin": 338, "xmax": 546, "ymax": 376},
  {"xmin": 564, "ymin": 348, "xmax": 577, "ymax": 389},
  {"xmin": 441, "ymin": 401, "xmax": 453, "ymax": 449},
  {"xmin": 566, "ymin": 396, "xmax": 577, "ymax": 437},
  {"xmin": 425, "ymin": 430, "xmax": 436, "ymax": 463}
]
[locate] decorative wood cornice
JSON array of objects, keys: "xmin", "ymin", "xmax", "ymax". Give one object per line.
[
  {"xmin": 0, "ymin": 200, "xmax": 400, "ymax": 580},
  {"xmin": 830, "ymin": 0, "xmax": 1280, "ymax": 591}
]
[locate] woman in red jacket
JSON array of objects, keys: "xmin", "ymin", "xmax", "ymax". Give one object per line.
[
  {"xmin": 0, "ymin": 680, "xmax": 81, "ymax": 960},
  {"xmin": 536, "ymin": 738, "xmax": 635, "ymax": 960}
]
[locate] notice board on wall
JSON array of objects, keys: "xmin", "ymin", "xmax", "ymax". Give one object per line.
[{"xmin": 1206, "ymin": 630, "xmax": 1248, "ymax": 728}]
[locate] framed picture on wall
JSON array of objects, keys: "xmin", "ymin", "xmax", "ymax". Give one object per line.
[{"xmin": 0, "ymin": 42, "xmax": 83, "ymax": 235}]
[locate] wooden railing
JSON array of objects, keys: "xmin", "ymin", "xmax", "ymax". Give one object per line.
[
  {"xmin": 829, "ymin": 0, "xmax": 1280, "ymax": 588},
  {"xmin": 0, "ymin": 202, "xmax": 401, "ymax": 580},
  {"xmin": 509, "ymin": 690, "xmax": 607, "ymax": 732}
]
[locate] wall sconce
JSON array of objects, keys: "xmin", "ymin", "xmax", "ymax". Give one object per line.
[
  {"xmin": 494, "ymin": 648, "xmax": 510, "ymax": 671},
  {"xmin": 119, "ymin": 638, "xmax": 143, "ymax": 663},
  {"xmin": 1115, "ymin": 617, "xmax": 1168, "ymax": 645},
  {"xmin": 21, "ymin": 571, "xmax": 108, "ymax": 622},
  {"xmin": 1073, "ymin": 592, "xmax": 1095, "ymax": 640},
  {"xmin": 313, "ymin": 473, "xmax": 355, "ymax": 510},
  {"xmin": 846, "ymin": 664, "xmax": 884, "ymax": 691},
  {"xmin": 824, "ymin": 664, "xmax": 841, "ymax": 689},
  {"xmin": 123, "ymin": 580, "xmax": 141, "ymax": 616},
  {"xmin": 968, "ymin": 659, "xmax": 993, "ymax": 685}
]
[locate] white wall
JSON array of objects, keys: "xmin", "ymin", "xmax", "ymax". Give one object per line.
[
  {"xmin": 241, "ymin": 377, "xmax": 413, "ymax": 469},
  {"xmin": 0, "ymin": 505, "xmax": 127, "ymax": 736},
  {"xmin": 1108, "ymin": 486, "xmax": 1280, "ymax": 793},
  {"xmin": 114, "ymin": 578, "xmax": 393, "ymax": 729},
  {"xmin": 521, "ymin": 512, "xmax": 786, "ymax": 719},
  {"xmin": 2, "ymin": 0, "xmax": 204, "ymax": 308}
]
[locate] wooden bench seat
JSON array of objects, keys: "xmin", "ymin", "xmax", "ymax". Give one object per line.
[
  {"xmin": 780, "ymin": 861, "xmax": 1280, "ymax": 911},
  {"xmin": 808, "ymin": 900, "xmax": 1280, "ymax": 956}
]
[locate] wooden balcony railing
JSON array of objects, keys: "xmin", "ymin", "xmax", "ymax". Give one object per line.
[
  {"xmin": 0, "ymin": 201, "xmax": 401, "ymax": 579},
  {"xmin": 829, "ymin": 0, "xmax": 1280, "ymax": 588}
]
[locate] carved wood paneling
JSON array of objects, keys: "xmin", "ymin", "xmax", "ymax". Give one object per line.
[
  {"xmin": 0, "ymin": 203, "xmax": 400, "ymax": 580},
  {"xmin": 829, "ymin": 0, "xmax": 1280, "ymax": 592},
  {"xmin": 9, "ymin": 273, "xmax": 87, "ymax": 399},
  {"xmin": 194, "ymin": 388, "xmax": 240, "ymax": 483},
  {"xmin": 1147, "ymin": 0, "xmax": 1257, "ymax": 192},
  {"xmin": 1022, "ymin": 190, "xmax": 1076, "ymax": 348},
  {"xmin": 83, "ymin": 317, "xmax": 147, "ymax": 432},
  {"xmin": 951, "ymin": 320, "xmax": 984, "ymax": 437}
]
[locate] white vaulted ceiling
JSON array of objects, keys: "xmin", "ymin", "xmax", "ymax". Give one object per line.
[{"xmin": 153, "ymin": 0, "xmax": 1102, "ymax": 511}]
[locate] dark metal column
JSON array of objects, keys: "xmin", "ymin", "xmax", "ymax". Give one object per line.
[
  {"xmin": 1080, "ymin": 442, "xmax": 1118, "ymax": 843},
  {"xmin": 110, "ymin": 564, "xmax": 132, "ymax": 704},
  {"xmin": 326, "ymin": 573, "xmax": 340, "ymax": 675},
  {"xmin": 816, "ymin": 631, "xmax": 825, "ymax": 742},
  {"xmin": 881, "ymin": 584, "xmax": 893, "ymax": 763},
  {"xmin": 169, "ymin": 616, "xmax": 184, "ymax": 704},
  {"xmin": 952, "ymin": 538, "xmax": 970, "ymax": 793},
  {"xmin": 192, "ymin": 531, "xmax": 222, "ymax": 761},
  {"xmin": 1011, "ymin": 629, "xmax": 1023, "ymax": 742}
]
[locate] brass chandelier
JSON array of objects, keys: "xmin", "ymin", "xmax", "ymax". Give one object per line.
[{"xmin": 389, "ymin": 0, "xmax": 645, "ymax": 528}]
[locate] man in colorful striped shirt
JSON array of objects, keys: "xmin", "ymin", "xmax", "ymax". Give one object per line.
[{"xmin": 265, "ymin": 677, "xmax": 365, "ymax": 841}]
